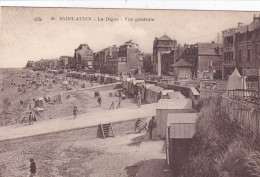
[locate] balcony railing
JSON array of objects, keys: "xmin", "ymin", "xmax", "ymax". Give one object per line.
[{"xmin": 223, "ymin": 60, "xmax": 235, "ymax": 65}]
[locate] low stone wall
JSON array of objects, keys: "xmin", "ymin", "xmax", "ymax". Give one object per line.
[{"xmin": 60, "ymin": 82, "xmax": 122, "ymax": 102}]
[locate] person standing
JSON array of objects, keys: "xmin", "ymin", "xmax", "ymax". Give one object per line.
[
  {"xmin": 137, "ymin": 92, "xmax": 141, "ymax": 108},
  {"xmin": 148, "ymin": 116, "xmax": 157, "ymax": 140},
  {"xmin": 73, "ymin": 106, "xmax": 78, "ymax": 119},
  {"xmin": 28, "ymin": 112, "xmax": 33, "ymax": 125},
  {"xmin": 135, "ymin": 118, "xmax": 142, "ymax": 133},
  {"xmin": 29, "ymin": 158, "xmax": 36, "ymax": 177}
]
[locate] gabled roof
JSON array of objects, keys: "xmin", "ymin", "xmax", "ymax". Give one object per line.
[
  {"xmin": 158, "ymin": 34, "xmax": 173, "ymax": 41},
  {"xmin": 76, "ymin": 44, "xmax": 91, "ymax": 51},
  {"xmin": 230, "ymin": 67, "xmax": 242, "ymax": 78},
  {"xmin": 235, "ymin": 21, "xmax": 260, "ymax": 33},
  {"xmin": 148, "ymin": 85, "xmax": 164, "ymax": 93},
  {"xmin": 171, "ymin": 59, "xmax": 193, "ymax": 67}
]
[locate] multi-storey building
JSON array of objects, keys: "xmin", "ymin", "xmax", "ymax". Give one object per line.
[
  {"xmin": 74, "ymin": 44, "xmax": 94, "ymax": 70},
  {"xmin": 94, "ymin": 45, "xmax": 118, "ymax": 73},
  {"xmin": 222, "ymin": 15, "xmax": 260, "ymax": 79},
  {"xmin": 177, "ymin": 42, "xmax": 222, "ymax": 79},
  {"xmin": 59, "ymin": 56, "xmax": 74, "ymax": 69},
  {"xmin": 152, "ymin": 34, "xmax": 177, "ymax": 75},
  {"xmin": 117, "ymin": 40, "xmax": 140, "ymax": 74}
]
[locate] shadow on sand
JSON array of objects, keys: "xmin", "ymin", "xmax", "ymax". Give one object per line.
[
  {"xmin": 127, "ymin": 131, "xmax": 151, "ymax": 146},
  {"xmin": 125, "ymin": 159, "xmax": 172, "ymax": 177}
]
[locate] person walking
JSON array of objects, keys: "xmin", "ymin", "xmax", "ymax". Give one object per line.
[
  {"xmin": 29, "ymin": 158, "xmax": 36, "ymax": 177},
  {"xmin": 148, "ymin": 116, "xmax": 157, "ymax": 140},
  {"xmin": 73, "ymin": 106, "xmax": 78, "ymax": 119},
  {"xmin": 137, "ymin": 92, "xmax": 141, "ymax": 108},
  {"xmin": 97, "ymin": 96, "xmax": 102, "ymax": 107}
]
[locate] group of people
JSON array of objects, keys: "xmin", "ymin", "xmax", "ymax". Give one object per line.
[{"xmin": 135, "ymin": 116, "xmax": 157, "ymax": 140}]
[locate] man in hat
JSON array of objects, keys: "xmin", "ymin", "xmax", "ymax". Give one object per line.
[
  {"xmin": 148, "ymin": 116, "xmax": 157, "ymax": 140},
  {"xmin": 28, "ymin": 112, "xmax": 33, "ymax": 125},
  {"xmin": 73, "ymin": 106, "xmax": 78, "ymax": 119},
  {"xmin": 29, "ymin": 158, "xmax": 36, "ymax": 177}
]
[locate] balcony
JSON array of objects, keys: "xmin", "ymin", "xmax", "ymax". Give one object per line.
[{"xmin": 223, "ymin": 60, "xmax": 235, "ymax": 66}]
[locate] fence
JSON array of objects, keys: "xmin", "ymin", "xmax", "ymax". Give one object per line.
[
  {"xmin": 225, "ymin": 89, "xmax": 259, "ymax": 108},
  {"xmin": 221, "ymin": 96, "xmax": 260, "ymax": 136}
]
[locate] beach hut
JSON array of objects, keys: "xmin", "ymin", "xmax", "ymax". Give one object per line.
[
  {"xmin": 226, "ymin": 68, "xmax": 246, "ymax": 90},
  {"xmin": 161, "ymin": 90, "xmax": 175, "ymax": 99},
  {"xmin": 168, "ymin": 91, "xmax": 186, "ymax": 99},
  {"xmin": 146, "ymin": 85, "xmax": 163, "ymax": 103},
  {"xmin": 189, "ymin": 87, "xmax": 200, "ymax": 107},
  {"xmin": 82, "ymin": 73, "xmax": 87, "ymax": 80},
  {"xmin": 103, "ymin": 74, "xmax": 109, "ymax": 84},
  {"xmin": 155, "ymin": 98, "xmax": 195, "ymax": 139},
  {"xmin": 142, "ymin": 84, "xmax": 154, "ymax": 101},
  {"xmin": 157, "ymin": 82, "xmax": 169, "ymax": 89},
  {"xmin": 61, "ymin": 80, "xmax": 69, "ymax": 90},
  {"xmin": 107, "ymin": 76, "xmax": 113, "ymax": 84},
  {"xmin": 224, "ymin": 68, "xmax": 248, "ymax": 98},
  {"xmin": 95, "ymin": 73, "xmax": 101, "ymax": 82},
  {"xmin": 122, "ymin": 78, "xmax": 128, "ymax": 90},
  {"xmin": 113, "ymin": 76, "xmax": 121, "ymax": 83},
  {"xmin": 166, "ymin": 113, "xmax": 197, "ymax": 176},
  {"xmin": 127, "ymin": 78, "xmax": 135, "ymax": 94},
  {"xmin": 132, "ymin": 80, "xmax": 145, "ymax": 96},
  {"xmin": 140, "ymin": 83, "xmax": 146, "ymax": 100},
  {"xmin": 34, "ymin": 97, "xmax": 45, "ymax": 108}
]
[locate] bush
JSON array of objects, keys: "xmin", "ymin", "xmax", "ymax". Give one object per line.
[
  {"xmin": 217, "ymin": 141, "xmax": 260, "ymax": 177},
  {"xmin": 180, "ymin": 95, "xmax": 260, "ymax": 177}
]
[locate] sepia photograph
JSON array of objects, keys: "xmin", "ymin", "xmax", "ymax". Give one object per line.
[{"xmin": 0, "ymin": 5, "xmax": 260, "ymax": 177}]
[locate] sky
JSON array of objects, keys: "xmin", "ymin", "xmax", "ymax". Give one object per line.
[{"xmin": 0, "ymin": 7, "xmax": 258, "ymax": 68}]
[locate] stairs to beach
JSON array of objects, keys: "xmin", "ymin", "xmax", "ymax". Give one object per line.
[{"xmin": 97, "ymin": 123, "xmax": 114, "ymax": 138}]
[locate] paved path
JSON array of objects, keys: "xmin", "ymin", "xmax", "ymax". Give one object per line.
[{"xmin": 0, "ymin": 103, "xmax": 157, "ymax": 141}]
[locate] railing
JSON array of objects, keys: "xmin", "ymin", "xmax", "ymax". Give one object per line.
[
  {"xmin": 221, "ymin": 96, "xmax": 260, "ymax": 136},
  {"xmin": 226, "ymin": 89, "xmax": 260, "ymax": 108}
]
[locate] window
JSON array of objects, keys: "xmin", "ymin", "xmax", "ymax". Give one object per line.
[
  {"xmin": 224, "ymin": 51, "xmax": 234, "ymax": 63},
  {"xmin": 224, "ymin": 36, "xmax": 233, "ymax": 46}
]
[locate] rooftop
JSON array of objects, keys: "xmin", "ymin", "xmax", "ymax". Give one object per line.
[
  {"xmin": 171, "ymin": 59, "xmax": 193, "ymax": 67},
  {"xmin": 158, "ymin": 34, "xmax": 173, "ymax": 41},
  {"xmin": 223, "ymin": 15, "xmax": 260, "ymax": 34}
]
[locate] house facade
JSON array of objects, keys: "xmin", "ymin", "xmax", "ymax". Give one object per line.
[
  {"xmin": 177, "ymin": 42, "xmax": 222, "ymax": 80},
  {"xmin": 74, "ymin": 44, "xmax": 94, "ymax": 70},
  {"xmin": 222, "ymin": 15, "xmax": 260, "ymax": 79},
  {"xmin": 152, "ymin": 34, "xmax": 177, "ymax": 75}
]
